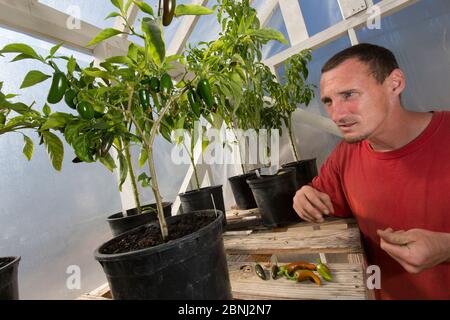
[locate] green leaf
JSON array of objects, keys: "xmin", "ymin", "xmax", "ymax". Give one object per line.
[
  {"xmin": 4, "ymin": 94, "xmax": 18, "ymax": 99},
  {"xmin": 118, "ymin": 152, "xmax": 128, "ymax": 191},
  {"xmin": 83, "ymin": 68, "xmax": 114, "ymax": 80},
  {"xmin": 10, "ymin": 53, "xmax": 38, "ymax": 62},
  {"xmin": 137, "ymin": 172, "xmax": 151, "ymax": 188},
  {"xmin": 50, "ymin": 42, "xmax": 64, "ymax": 57},
  {"xmin": 124, "ymin": 0, "xmax": 133, "ymax": 13},
  {"xmin": 22, "ymin": 135, "xmax": 34, "ymax": 161},
  {"xmin": 41, "ymin": 112, "xmax": 72, "ymax": 130},
  {"xmin": 99, "ymin": 153, "xmax": 117, "ymax": 172},
  {"xmin": 64, "ymin": 122, "xmax": 83, "ymax": 144},
  {"xmin": 111, "ymin": 0, "xmax": 123, "ymax": 11},
  {"xmin": 43, "ymin": 104, "xmax": 51, "ymax": 116},
  {"xmin": 127, "ymin": 43, "xmax": 139, "ymax": 62},
  {"xmin": 174, "ymin": 4, "xmax": 214, "ymax": 17},
  {"xmin": 141, "ymin": 17, "xmax": 165, "ymax": 65},
  {"xmin": 104, "ymin": 11, "xmax": 121, "ymax": 20},
  {"xmin": 134, "ymin": 1, "xmax": 154, "ymax": 16},
  {"xmin": 104, "ymin": 55, "xmax": 134, "ymax": 65},
  {"xmin": 138, "ymin": 146, "xmax": 148, "ymax": 167},
  {"xmin": 86, "ymin": 28, "xmax": 123, "ymax": 47},
  {"xmin": 42, "ymin": 131, "xmax": 64, "ymax": 171},
  {"xmin": 20, "ymin": 70, "xmax": 51, "ymax": 89},
  {"xmin": 0, "ymin": 43, "xmax": 41, "ymax": 60},
  {"xmin": 67, "ymin": 57, "xmax": 77, "ymax": 74},
  {"xmin": 246, "ymin": 28, "xmax": 288, "ymax": 44},
  {"xmin": 5, "ymin": 102, "xmax": 30, "ymax": 114},
  {"xmin": 73, "ymin": 133, "xmax": 94, "ymax": 162}
]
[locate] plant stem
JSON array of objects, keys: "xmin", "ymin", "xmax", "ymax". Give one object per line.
[
  {"xmin": 232, "ymin": 127, "xmax": 246, "ymax": 174},
  {"xmin": 287, "ymin": 115, "xmax": 299, "ymax": 162},
  {"xmin": 185, "ymin": 140, "xmax": 200, "ymax": 190},
  {"xmin": 124, "ymin": 139, "xmax": 142, "ymax": 214}
]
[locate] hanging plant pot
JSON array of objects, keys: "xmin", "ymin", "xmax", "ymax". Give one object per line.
[
  {"xmin": 0, "ymin": 256, "xmax": 20, "ymax": 300},
  {"xmin": 95, "ymin": 210, "xmax": 232, "ymax": 300},
  {"xmin": 179, "ymin": 185, "xmax": 226, "ymax": 226},
  {"xmin": 281, "ymin": 158, "xmax": 318, "ymax": 189},
  {"xmin": 228, "ymin": 172, "xmax": 257, "ymax": 210},
  {"xmin": 247, "ymin": 167, "xmax": 300, "ymax": 227},
  {"xmin": 107, "ymin": 202, "xmax": 173, "ymax": 237}
]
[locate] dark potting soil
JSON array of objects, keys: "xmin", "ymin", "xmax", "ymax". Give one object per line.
[{"xmin": 101, "ymin": 213, "xmax": 216, "ymax": 254}]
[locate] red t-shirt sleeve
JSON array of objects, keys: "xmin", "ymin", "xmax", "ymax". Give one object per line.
[{"xmin": 310, "ymin": 143, "xmax": 353, "ymax": 218}]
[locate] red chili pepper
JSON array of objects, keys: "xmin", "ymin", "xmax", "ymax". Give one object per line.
[{"xmin": 285, "ymin": 261, "xmax": 317, "ymax": 275}]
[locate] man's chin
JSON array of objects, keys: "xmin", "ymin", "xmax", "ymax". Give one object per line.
[{"xmin": 343, "ymin": 133, "xmax": 367, "ymax": 144}]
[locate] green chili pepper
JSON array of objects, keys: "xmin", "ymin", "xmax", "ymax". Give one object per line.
[
  {"xmin": 148, "ymin": 76, "xmax": 160, "ymax": 93},
  {"xmin": 64, "ymin": 89, "xmax": 78, "ymax": 109},
  {"xmin": 139, "ymin": 88, "xmax": 150, "ymax": 111},
  {"xmin": 254, "ymin": 264, "xmax": 267, "ymax": 280},
  {"xmin": 187, "ymin": 89, "xmax": 201, "ymax": 118},
  {"xmin": 162, "ymin": 0, "xmax": 176, "ymax": 26},
  {"xmin": 47, "ymin": 72, "xmax": 68, "ymax": 104},
  {"xmin": 196, "ymin": 78, "xmax": 213, "ymax": 107},
  {"xmin": 0, "ymin": 112, "xmax": 6, "ymax": 125},
  {"xmin": 316, "ymin": 261, "xmax": 332, "ymax": 282},
  {"xmin": 76, "ymin": 101, "xmax": 95, "ymax": 120},
  {"xmin": 160, "ymin": 73, "xmax": 173, "ymax": 94}
]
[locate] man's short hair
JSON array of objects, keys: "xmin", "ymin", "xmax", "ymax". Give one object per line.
[{"xmin": 321, "ymin": 43, "xmax": 399, "ymax": 84}]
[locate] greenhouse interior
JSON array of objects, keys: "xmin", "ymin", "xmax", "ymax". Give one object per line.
[{"xmin": 0, "ymin": 0, "xmax": 449, "ymax": 301}]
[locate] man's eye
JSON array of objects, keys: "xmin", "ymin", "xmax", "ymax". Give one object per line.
[{"xmin": 343, "ymin": 92, "xmax": 355, "ymax": 99}]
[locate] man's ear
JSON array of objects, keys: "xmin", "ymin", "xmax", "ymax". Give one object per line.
[{"xmin": 389, "ymin": 69, "xmax": 405, "ymax": 95}]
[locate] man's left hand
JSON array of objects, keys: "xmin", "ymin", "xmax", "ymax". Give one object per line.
[{"xmin": 377, "ymin": 228, "xmax": 450, "ymax": 274}]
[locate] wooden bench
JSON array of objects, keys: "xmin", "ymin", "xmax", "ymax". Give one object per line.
[{"xmin": 79, "ymin": 208, "xmax": 374, "ymax": 300}]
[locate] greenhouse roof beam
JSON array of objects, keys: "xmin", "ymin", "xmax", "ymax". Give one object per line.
[{"xmin": 0, "ymin": 0, "xmax": 129, "ymax": 56}]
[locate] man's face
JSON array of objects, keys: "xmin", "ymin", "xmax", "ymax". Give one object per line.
[{"xmin": 320, "ymin": 58, "xmax": 392, "ymax": 143}]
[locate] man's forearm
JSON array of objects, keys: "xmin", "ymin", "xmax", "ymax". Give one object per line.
[{"xmin": 442, "ymin": 232, "xmax": 450, "ymax": 263}]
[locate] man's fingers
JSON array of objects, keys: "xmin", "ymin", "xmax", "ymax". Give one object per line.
[
  {"xmin": 303, "ymin": 188, "xmax": 332, "ymax": 216},
  {"xmin": 380, "ymin": 238, "xmax": 419, "ymax": 273},
  {"xmin": 378, "ymin": 229, "xmax": 413, "ymax": 245},
  {"xmin": 316, "ymin": 192, "xmax": 335, "ymax": 215},
  {"xmin": 379, "ymin": 238, "xmax": 413, "ymax": 262}
]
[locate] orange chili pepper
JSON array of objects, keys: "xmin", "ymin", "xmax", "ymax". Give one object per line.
[{"xmin": 293, "ymin": 270, "xmax": 321, "ymax": 285}]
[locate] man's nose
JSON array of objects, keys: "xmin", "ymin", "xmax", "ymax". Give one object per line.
[{"xmin": 328, "ymin": 102, "xmax": 348, "ymax": 124}]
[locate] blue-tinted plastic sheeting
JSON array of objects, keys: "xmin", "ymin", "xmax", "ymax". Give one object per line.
[
  {"xmin": 262, "ymin": 5, "xmax": 290, "ymax": 60},
  {"xmin": 298, "ymin": 0, "xmax": 343, "ymax": 37},
  {"xmin": 356, "ymin": 0, "xmax": 450, "ymax": 111},
  {"xmin": 39, "ymin": 0, "xmax": 118, "ymax": 29}
]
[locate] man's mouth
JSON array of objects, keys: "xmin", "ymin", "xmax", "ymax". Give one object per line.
[{"xmin": 338, "ymin": 123, "xmax": 357, "ymax": 130}]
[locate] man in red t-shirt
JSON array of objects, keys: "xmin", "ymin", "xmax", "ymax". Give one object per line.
[{"xmin": 292, "ymin": 43, "xmax": 450, "ymax": 299}]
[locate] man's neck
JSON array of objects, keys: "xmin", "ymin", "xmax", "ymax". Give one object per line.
[{"xmin": 367, "ymin": 108, "xmax": 433, "ymax": 152}]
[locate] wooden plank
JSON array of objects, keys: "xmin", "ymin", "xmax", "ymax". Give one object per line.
[
  {"xmin": 224, "ymin": 227, "xmax": 363, "ymax": 254},
  {"xmin": 229, "ymin": 262, "xmax": 366, "ymax": 300},
  {"xmin": 348, "ymin": 253, "xmax": 376, "ymax": 300}
]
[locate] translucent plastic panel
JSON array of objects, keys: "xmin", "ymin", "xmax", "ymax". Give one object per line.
[
  {"xmin": 38, "ymin": 0, "xmax": 118, "ymax": 29},
  {"xmin": 355, "ymin": 0, "xmax": 450, "ymax": 112},
  {"xmin": 126, "ymin": 137, "xmax": 190, "ymax": 209},
  {"xmin": 298, "ymin": 0, "xmax": 343, "ymax": 37},
  {"xmin": 261, "ymin": 4, "xmax": 290, "ymax": 60},
  {"xmin": 0, "ymin": 27, "xmax": 122, "ymax": 299},
  {"xmin": 187, "ymin": 0, "xmax": 221, "ymax": 47},
  {"xmin": 276, "ymin": 36, "xmax": 352, "ymax": 117}
]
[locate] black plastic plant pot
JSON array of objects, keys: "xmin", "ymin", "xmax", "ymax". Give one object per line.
[
  {"xmin": 247, "ymin": 167, "xmax": 300, "ymax": 227},
  {"xmin": 281, "ymin": 158, "xmax": 318, "ymax": 189},
  {"xmin": 228, "ymin": 172, "xmax": 258, "ymax": 210},
  {"xmin": 0, "ymin": 256, "xmax": 20, "ymax": 300},
  {"xmin": 179, "ymin": 185, "xmax": 226, "ymax": 226},
  {"xmin": 107, "ymin": 202, "xmax": 172, "ymax": 237},
  {"xmin": 94, "ymin": 210, "xmax": 232, "ymax": 300}
]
